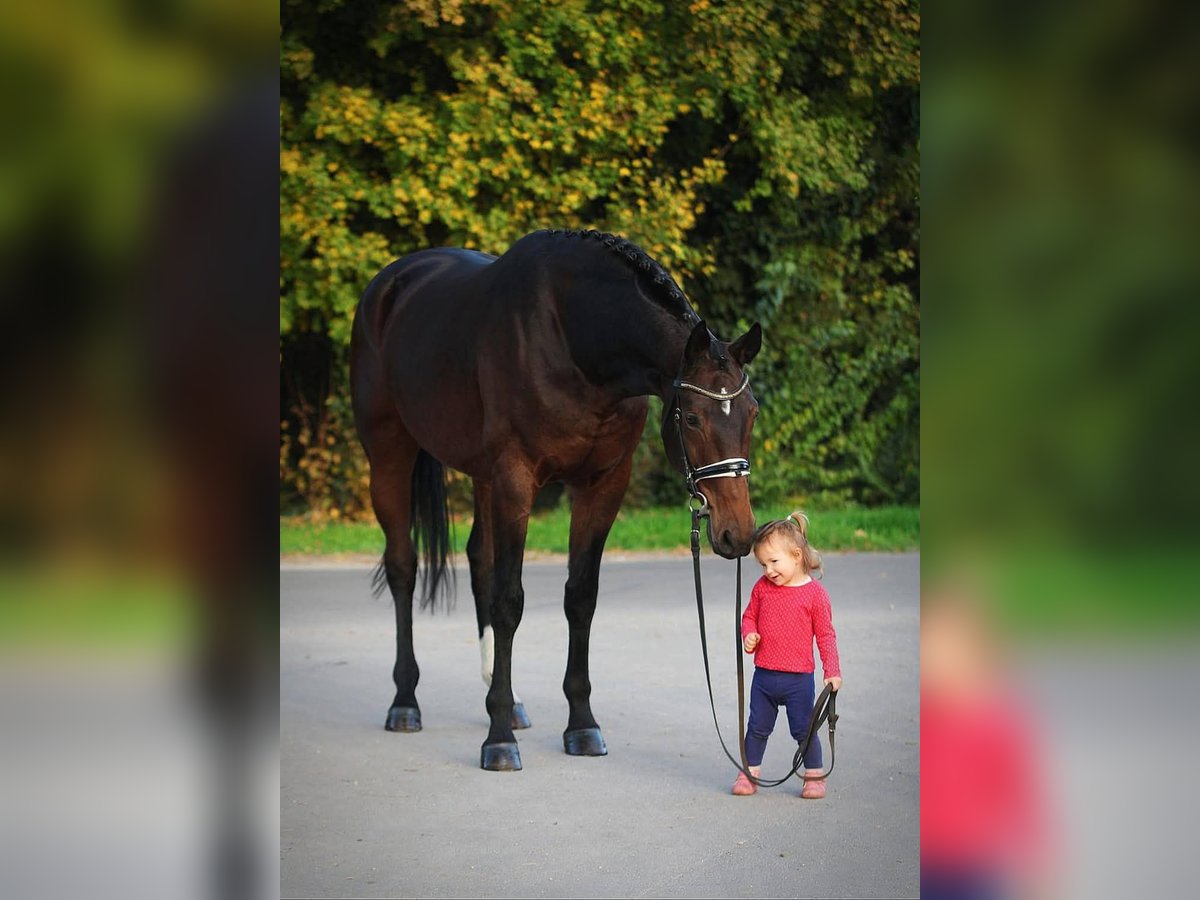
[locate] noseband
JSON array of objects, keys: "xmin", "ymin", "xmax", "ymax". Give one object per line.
[{"xmin": 671, "ymin": 372, "xmax": 752, "ymax": 512}]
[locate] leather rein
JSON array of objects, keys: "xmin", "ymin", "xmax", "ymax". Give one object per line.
[{"xmin": 672, "ymin": 374, "xmax": 838, "ymax": 788}]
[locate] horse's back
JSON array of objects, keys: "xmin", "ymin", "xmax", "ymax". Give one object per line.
[
  {"xmin": 355, "ymin": 247, "xmax": 496, "ymax": 349},
  {"xmin": 356, "ymin": 232, "xmax": 582, "ymax": 348}
]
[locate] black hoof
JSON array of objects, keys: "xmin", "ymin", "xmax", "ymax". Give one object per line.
[
  {"xmin": 481, "ymin": 741, "xmax": 522, "ymax": 771},
  {"xmin": 511, "ymin": 702, "xmax": 531, "ymax": 730},
  {"xmin": 563, "ymin": 727, "xmax": 607, "ymax": 756},
  {"xmin": 385, "ymin": 706, "xmax": 421, "ymax": 732}
]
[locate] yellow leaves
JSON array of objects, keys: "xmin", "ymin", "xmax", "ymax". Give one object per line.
[
  {"xmin": 404, "ymin": 0, "xmax": 467, "ymax": 29},
  {"xmin": 280, "ymin": 149, "xmax": 301, "ymax": 175},
  {"xmin": 460, "ymin": 62, "xmax": 488, "ymax": 84},
  {"xmin": 381, "ymin": 110, "xmax": 404, "ymax": 137},
  {"xmin": 284, "ymin": 46, "xmax": 315, "ymax": 81}
]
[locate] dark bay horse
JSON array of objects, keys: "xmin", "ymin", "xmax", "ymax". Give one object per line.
[{"xmin": 350, "ymin": 228, "xmax": 761, "ymax": 770}]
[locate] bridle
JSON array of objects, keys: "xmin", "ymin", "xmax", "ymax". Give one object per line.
[
  {"xmin": 672, "ymin": 369, "xmax": 838, "ymax": 789},
  {"xmin": 670, "ymin": 371, "xmax": 752, "ymax": 514}
]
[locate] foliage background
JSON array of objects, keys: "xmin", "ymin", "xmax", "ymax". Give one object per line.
[{"xmin": 280, "ymin": 0, "xmax": 920, "ymax": 520}]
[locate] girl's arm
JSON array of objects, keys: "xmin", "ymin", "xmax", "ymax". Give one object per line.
[
  {"xmin": 741, "ymin": 582, "xmax": 762, "ymax": 640},
  {"xmin": 812, "ymin": 585, "xmax": 841, "ymax": 680}
]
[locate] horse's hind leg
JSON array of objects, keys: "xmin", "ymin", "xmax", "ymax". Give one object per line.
[
  {"xmin": 561, "ymin": 455, "xmax": 637, "ymax": 757},
  {"xmin": 468, "ymin": 480, "xmax": 531, "ymax": 730},
  {"xmin": 363, "ymin": 422, "xmax": 422, "ymax": 732}
]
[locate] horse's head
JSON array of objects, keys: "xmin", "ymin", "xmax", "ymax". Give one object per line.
[{"xmin": 662, "ymin": 320, "xmax": 762, "ymax": 559}]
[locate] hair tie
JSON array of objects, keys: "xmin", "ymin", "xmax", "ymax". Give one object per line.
[{"xmin": 788, "ymin": 512, "xmax": 809, "ymax": 529}]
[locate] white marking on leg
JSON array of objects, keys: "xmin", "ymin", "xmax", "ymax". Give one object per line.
[
  {"xmin": 480, "ymin": 625, "xmax": 494, "ymax": 687},
  {"xmin": 479, "ymin": 625, "xmax": 521, "ymax": 702}
]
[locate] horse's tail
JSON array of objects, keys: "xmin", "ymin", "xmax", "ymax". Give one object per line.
[{"xmin": 410, "ymin": 449, "xmax": 455, "ymax": 611}]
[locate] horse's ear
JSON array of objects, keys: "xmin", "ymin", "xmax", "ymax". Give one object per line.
[
  {"xmin": 684, "ymin": 319, "xmax": 713, "ymax": 363},
  {"xmin": 729, "ymin": 322, "xmax": 762, "ymax": 366}
]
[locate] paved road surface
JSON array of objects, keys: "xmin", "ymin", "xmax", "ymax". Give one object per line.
[{"xmin": 281, "ymin": 553, "xmax": 918, "ymax": 898}]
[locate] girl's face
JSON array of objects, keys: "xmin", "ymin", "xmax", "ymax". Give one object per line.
[{"xmin": 754, "ymin": 535, "xmax": 806, "ymax": 586}]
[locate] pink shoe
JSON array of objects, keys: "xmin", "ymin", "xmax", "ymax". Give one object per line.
[
  {"xmin": 731, "ymin": 771, "xmax": 757, "ymax": 795},
  {"xmin": 801, "ymin": 777, "xmax": 826, "ymax": 799}
]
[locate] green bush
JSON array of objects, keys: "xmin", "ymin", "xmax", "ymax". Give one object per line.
[{"xmin": 280, "ymin": 0, "xmax": 920, "ymax": 517}]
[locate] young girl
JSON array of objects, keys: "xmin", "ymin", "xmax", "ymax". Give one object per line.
[{"xmin": 732, "ymin": 512, "xmax": 843, "ymax": 798}]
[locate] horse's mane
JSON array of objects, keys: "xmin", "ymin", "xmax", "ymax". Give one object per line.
[{"xmin": 537, "ymin": 228, "xmax": 695, "ymax": 320}]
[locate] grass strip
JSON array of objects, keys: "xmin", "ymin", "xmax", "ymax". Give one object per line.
[{"xmin": 281, "ymin": 505, "xmax": 919, "ymax": 557}]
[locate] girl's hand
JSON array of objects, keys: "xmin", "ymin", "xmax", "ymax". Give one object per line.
[
  {"xmin": 743, "ymin": 633, "xmax": 760, "ymax": 653},
  {"xmin": 824, "ymin": 676, "xmax": 842, "ymax": 691}
]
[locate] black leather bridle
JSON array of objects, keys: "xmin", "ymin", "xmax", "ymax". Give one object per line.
[{"xmin": 670, "ymin": 371, "xmax": 752, "ymax": 513}]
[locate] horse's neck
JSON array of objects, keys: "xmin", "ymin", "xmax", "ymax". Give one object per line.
[{"xmin": 564, "ymin": 298, "xmax": 694, "ymax": 400}]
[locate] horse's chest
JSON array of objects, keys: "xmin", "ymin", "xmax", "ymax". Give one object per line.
[{"xmin": 529, "ymin": 401, "xmax": 647, "ymax": 481}]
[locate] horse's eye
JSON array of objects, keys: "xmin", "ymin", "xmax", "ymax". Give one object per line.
[{"xmin": 685, "ymin": 413, "xmax": 701, "ymax": 427}]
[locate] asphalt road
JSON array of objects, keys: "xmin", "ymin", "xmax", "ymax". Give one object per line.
[{"xmin": 281, "ymin": 552, "xmax": 919, "ymax": 898}]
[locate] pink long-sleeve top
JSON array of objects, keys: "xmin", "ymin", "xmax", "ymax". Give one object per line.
[{"xmin": 741, "ymin": 576, "xmax": 841, "ymax": 678}]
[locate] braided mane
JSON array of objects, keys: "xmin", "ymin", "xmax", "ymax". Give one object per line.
[{"xmin": 537, "ymin": 228, "xmax": 695, "ymax": 320}]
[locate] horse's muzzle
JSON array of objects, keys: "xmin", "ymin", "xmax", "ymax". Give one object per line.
[{"xmin": 710, "ymin": 524, "xmax": 753, "ymax": 560}]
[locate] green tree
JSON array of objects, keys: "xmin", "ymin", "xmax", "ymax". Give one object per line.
[{"xmin": 280, "ymin": 0, "xmax": 920, "ymax": 517}]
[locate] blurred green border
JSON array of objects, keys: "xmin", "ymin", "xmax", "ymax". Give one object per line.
[{"xmin": 0, "ymin": 572, "xmax": 196, "ymax": 648}]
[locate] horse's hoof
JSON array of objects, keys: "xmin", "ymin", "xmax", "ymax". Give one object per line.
[
  {"xmin": 481, "ymin": 741, "xmax": 522, "ymax": 771},
  {"xmin": 385, "ymin": 706, "xmax": 422, "ymax": 732},
  {"xmin": 511, "ymin": 702, "xmax": 531, "ymax": 730},
  {"xmin": 563, "ymin": 727, "xmax": 607, "ymax": 756}
]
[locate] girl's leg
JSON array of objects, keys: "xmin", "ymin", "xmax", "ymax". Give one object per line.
[
  {"xmin": 782, "ymin": 671, "xmax": 822, "ymax": 770},
  {"xmin": 745, "ymin": 669, "xmax": 783, "ymax": 766}
]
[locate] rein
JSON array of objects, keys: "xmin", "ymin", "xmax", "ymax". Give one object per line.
[{"xmin": 673, "ymin": 372, "xmax": 837, "ymax": 788}]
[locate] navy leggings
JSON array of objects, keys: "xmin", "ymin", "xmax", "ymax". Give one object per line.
[{"xmin": 745, "ymin": 668, "xmax": 822, "ymax": 768}]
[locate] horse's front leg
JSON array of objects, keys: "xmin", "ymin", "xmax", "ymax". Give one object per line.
[
  {"xmin": 562, "ymin": 459, "xmax": 635, "ymax": 756},
  {"xmin": 480, "ymin": 467, "xmax": 535, "ymax": 771}
]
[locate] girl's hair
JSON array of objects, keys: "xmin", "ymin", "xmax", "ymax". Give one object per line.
[{"xmin": 752, "ymin": 511, "xmax": 823, "ymax": 578}]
